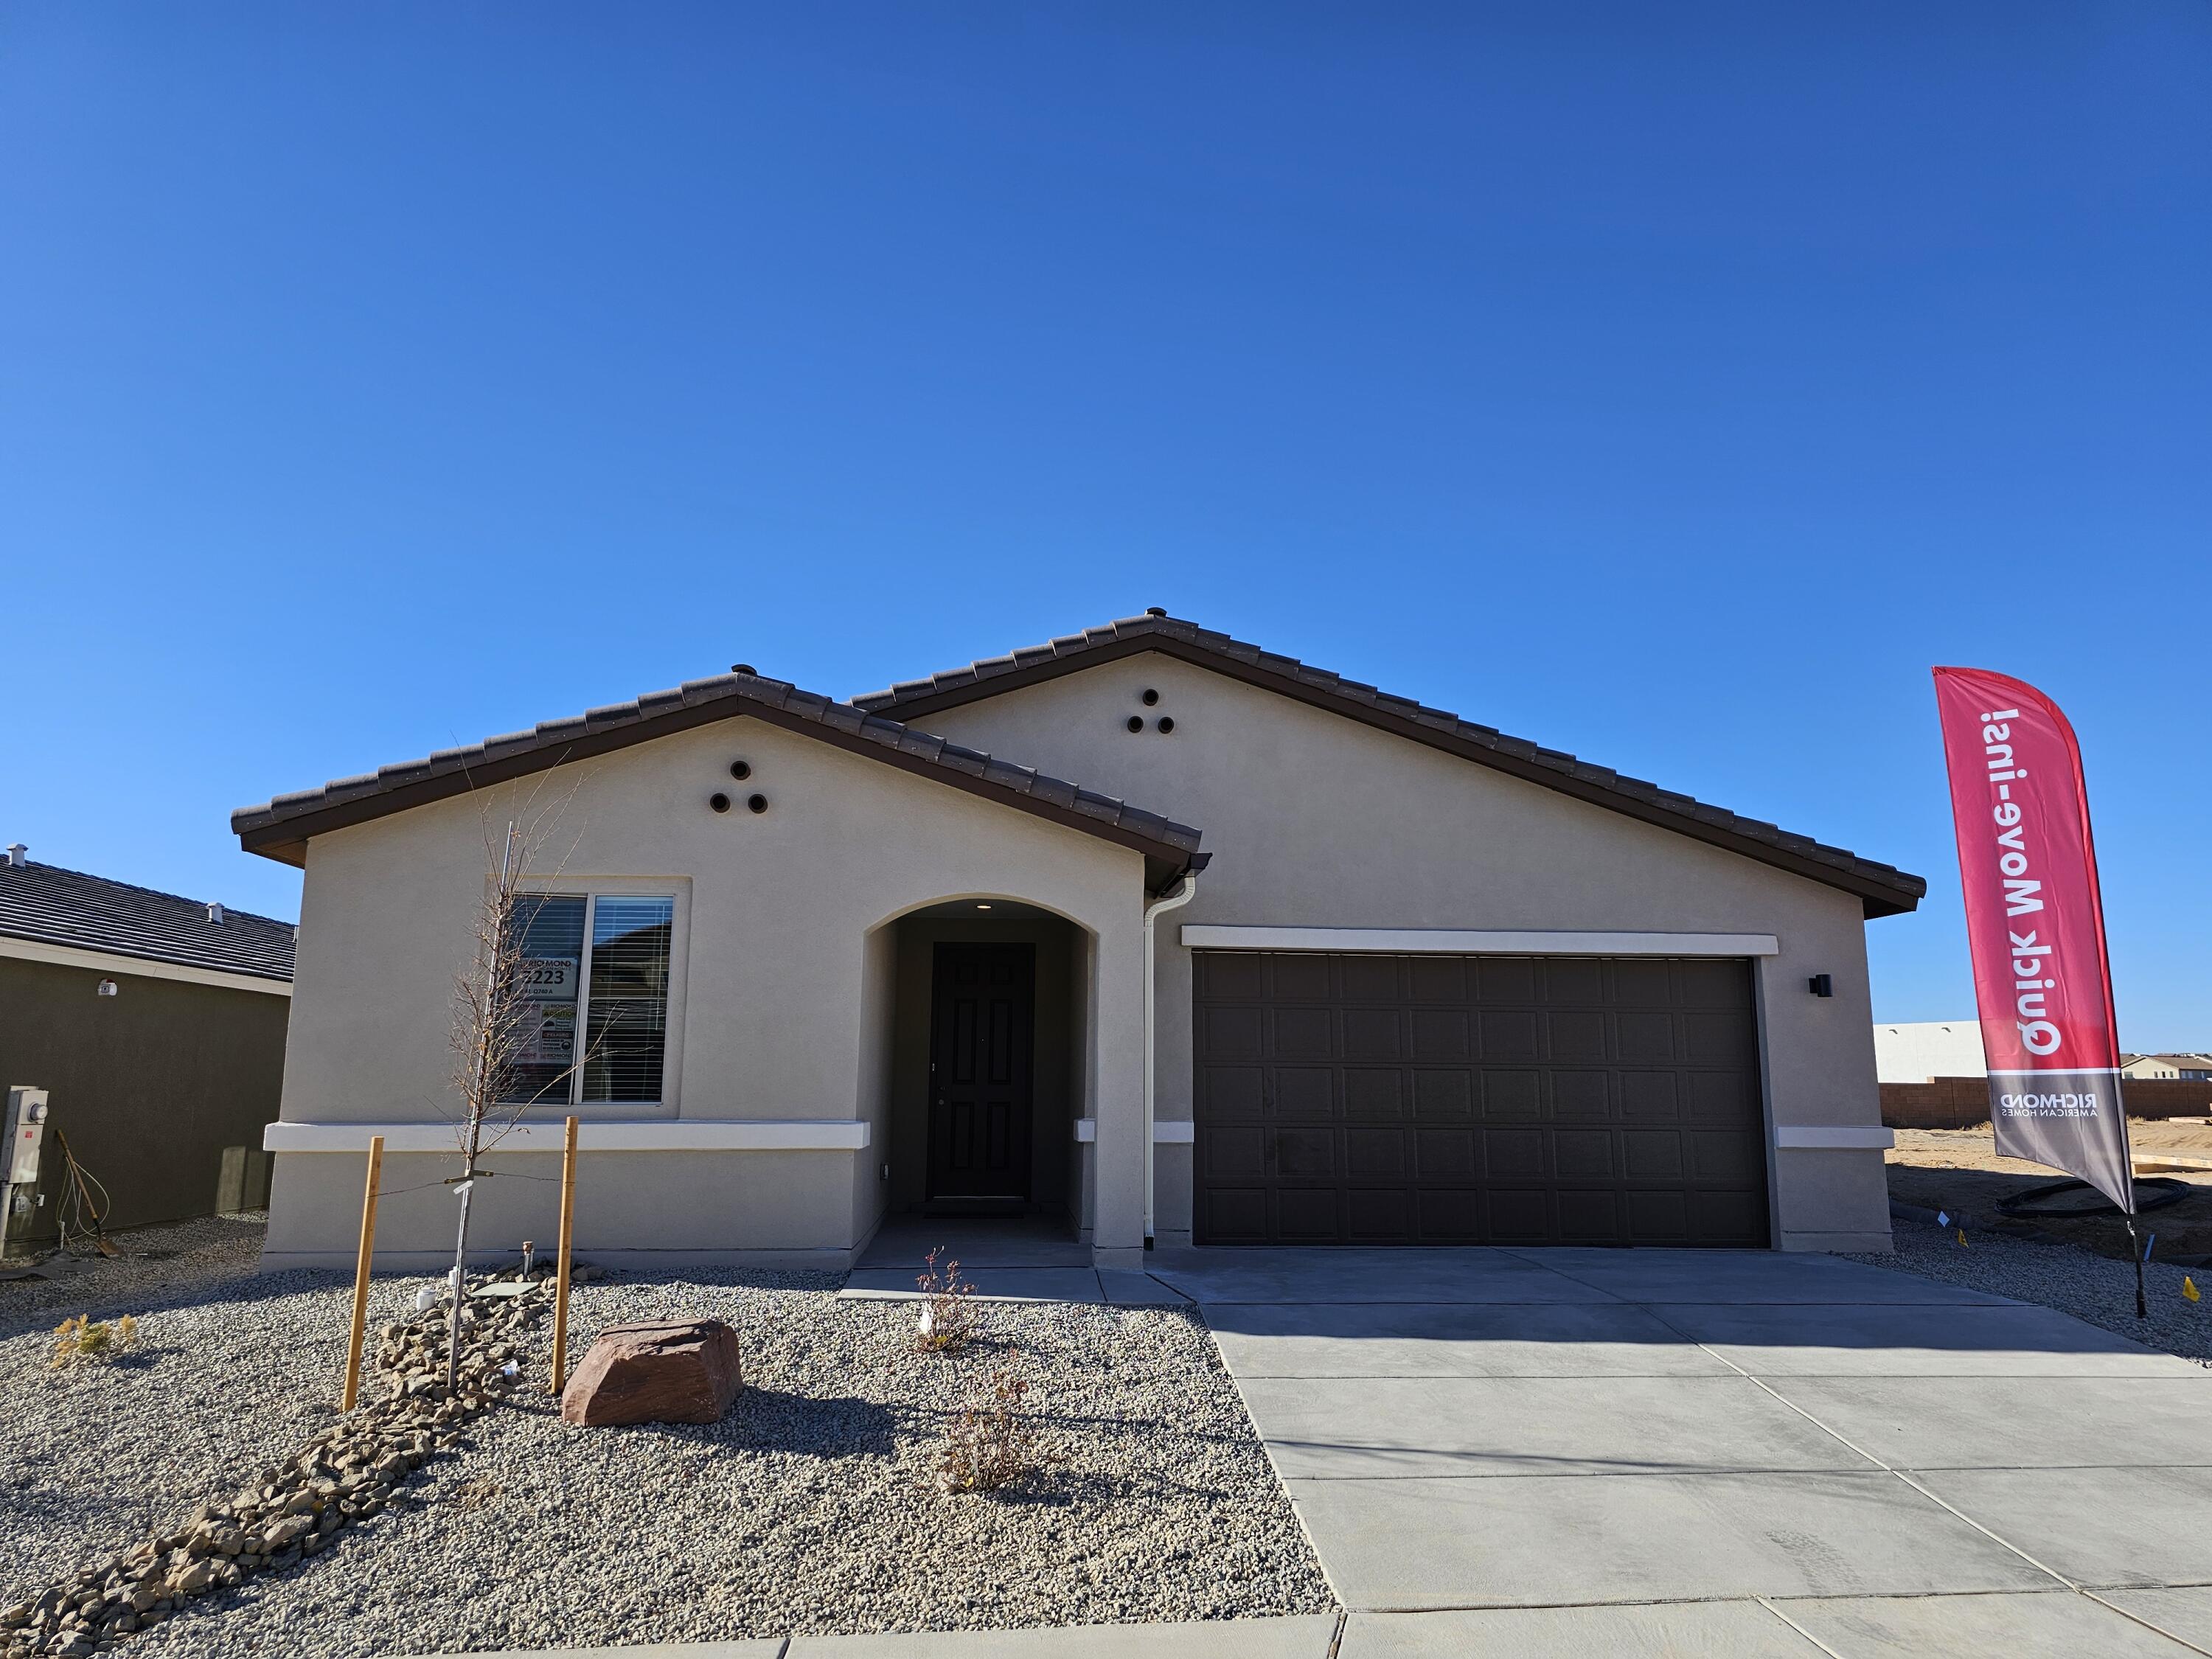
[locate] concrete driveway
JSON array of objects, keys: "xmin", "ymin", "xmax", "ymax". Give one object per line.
[{"xmin": 1145, "ymin": 1245, "xmax": 2212, "ymax": 1658}]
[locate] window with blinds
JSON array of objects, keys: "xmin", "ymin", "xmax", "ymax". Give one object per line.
[{"xmin": 502, "ymin": 893, "xmax": 675, "ymax": 1107}]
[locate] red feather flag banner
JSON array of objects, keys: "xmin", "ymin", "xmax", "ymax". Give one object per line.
[{"xmin": 1932, "ymin": 667, "xmax": 2134, "ymax": 1215}]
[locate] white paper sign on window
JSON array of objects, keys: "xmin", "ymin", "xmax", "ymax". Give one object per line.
[{"xmin": 519, "ymin": 958, "xmax": 579, "ymax": 1003}]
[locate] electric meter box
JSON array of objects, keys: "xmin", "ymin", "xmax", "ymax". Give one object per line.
[{"xmin": 4, "ymin": 1088, "xmax": 48, "ymax": 1186}]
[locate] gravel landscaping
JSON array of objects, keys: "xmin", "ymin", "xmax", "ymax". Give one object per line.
[
  {"xmin": 1851, "ymin": 1216, "xmax": 2212, "ymax": 1368},
  {"xmin": 1, "ymin": 1225, "xmax": 1329, "ymax": 1657}
]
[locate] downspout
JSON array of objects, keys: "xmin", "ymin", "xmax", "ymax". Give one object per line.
[{"xmin": 1141, "ymin": 870, "xmax": 1199, "ymax": 1248}]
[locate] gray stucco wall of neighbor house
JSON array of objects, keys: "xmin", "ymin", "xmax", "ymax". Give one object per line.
[
  {"xmin": 911, "ymin": 652, "xmax": 1896, "ymax": 1253},
  {"xmin": 0, "ymin": 956, "xmax": 290, "ymax": 1239},
  {"xmin": 260, "ymin": 716, "xmax": 1152, "ymax": 1270}
]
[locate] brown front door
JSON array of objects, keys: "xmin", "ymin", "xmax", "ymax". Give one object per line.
[
  {"xmin": 928, "ymin": 943, "xmax": 1036, "ymax": 1201},
  {"xmin": 1193, "ymin": 952, "xmax": 1770, "ymax": 1247}
]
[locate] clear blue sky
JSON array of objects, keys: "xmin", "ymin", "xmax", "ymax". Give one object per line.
[{"xmin": 3, "ymin": 4, "xmax": 2205, "ymax": 1045}]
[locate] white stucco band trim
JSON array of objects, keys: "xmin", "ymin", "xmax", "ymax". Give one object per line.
[
  {"xmin": 0, "ymin": 933, "xmax": 293, "ymax": 996},
  {"xmin": 264, "ymin": 1120, "xmax": 872, "ymax": 1154},
  {"xmin": 1774, "ymin": 1127, "xmax": 1896, "ymax": 1150},
  {"xmin": 1178, "ymin": 925, "xmax": 1781, "ymax": 957},
  {"xmin": 1074, "ymin": 1119, "xmax": 1189, "ymax": 1144}
]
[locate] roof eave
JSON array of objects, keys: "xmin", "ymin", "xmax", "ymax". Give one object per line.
[{"xmin": 863, "ymin": 629, "xmax": 1924, "ymax": 919}]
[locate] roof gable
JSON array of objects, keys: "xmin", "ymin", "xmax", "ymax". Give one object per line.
[
  {"xmin": 855, "ymin": 612, "xmax": 1924, "ymax": 919},
  {"xmin": 232, "ymin": 670, "xmax": 1206, "ymax": 892}
]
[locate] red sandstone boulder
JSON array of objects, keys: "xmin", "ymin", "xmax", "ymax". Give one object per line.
[{"xmin": 559, "ymin": 1319, "xmax": 744, "ymax": 1427}]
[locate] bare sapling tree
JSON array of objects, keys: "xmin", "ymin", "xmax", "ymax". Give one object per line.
[{"xmin": 442, "ymin": 789, "xmax": 590, "ymax": 1393}]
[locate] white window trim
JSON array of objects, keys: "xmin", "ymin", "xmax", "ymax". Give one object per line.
[
  {"xmin": 1178, "ymin": 925, "xmax": 1781, "ymax": 957},
  {"xmin": 265, "ymin": 1119, "xmax": 867, "ymax": 1154},
  {"xmin": 514, "ymin": 877, "xmax": 689, "ymax": 1119}
]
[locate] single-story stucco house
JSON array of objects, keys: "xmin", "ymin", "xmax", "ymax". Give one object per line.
[{"xmin": 235, "ymin": 611, "xmax": 1924, "ymax": 1270}]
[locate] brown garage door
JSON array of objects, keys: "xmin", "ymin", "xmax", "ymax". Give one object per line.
[{"xmin": 1192, "ymin": 952, "xmax": 1770, "ymax": 1247}]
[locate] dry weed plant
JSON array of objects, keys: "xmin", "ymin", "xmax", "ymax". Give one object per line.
[
  {"xmin": 912, "ymin": 1247, "xmax": 977, "ymax": 1353},
  {"xmin": 49, "ymin": 1312, "xmax": 139, "ymax": 1366},
  {"xmin": 933, "ymin": 1368, "xmax": 1057, "ymax": 1495}
]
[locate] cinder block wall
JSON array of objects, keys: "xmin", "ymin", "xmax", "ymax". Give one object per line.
[{"xmin": 1882, "ymin": 1076, "xmax": 2212, "ymax": 1131}]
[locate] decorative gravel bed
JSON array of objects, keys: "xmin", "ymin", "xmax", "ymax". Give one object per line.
[
  {"xmin": 2, "ymin": 1247, "xmax": 1329, "ymax": 1657},
  {"xmin": 1851, "ymin": 1217, "xmax": 2212, "ymax": 1368}
]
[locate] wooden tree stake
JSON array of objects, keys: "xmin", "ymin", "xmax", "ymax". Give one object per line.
[
  {"xmin": 551, "ymin": 1115, "xmax": 579, "ymax": 1394},
  {"xmin": 341, "ymin": 1135, "xmax": 385, "ymax": 1411}
]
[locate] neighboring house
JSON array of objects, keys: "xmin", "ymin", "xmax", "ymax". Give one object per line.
[
  {"xmin": 0, "ymin": 846, "xmax": 294, "ymax": 1242},
  {"xmin": 234, "ymin": 612, "xmax": 1924, "ymax": 1270},
  {"xmin": 1874, "ymin": 1020, "xmax": 1989, "ymax": 1084},
  {"xmin": 2121, "ymin": 1054, "xmax": 2212, "ymax": 1082}
]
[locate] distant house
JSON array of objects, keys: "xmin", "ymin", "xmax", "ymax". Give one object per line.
[
  {"xmin": 2121, "ymin": 1054, "xmax": 2212, "ymax": 1082},
  {"xmin": 0, "ymin": 845, "xmax": 293, "ymax": 1244},
  {"xmin": 1873, "ymin": 1020, "xmax": 1987, "ymax": 1084}
]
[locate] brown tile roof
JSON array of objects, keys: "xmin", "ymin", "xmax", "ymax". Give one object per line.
[
  {"xmin": 232, "ymin": 670, "xmax": 1205, "ymax": 891},
  {"xmin": 856, "ymin": 611, "xmax": 1926, "ymax": 919}
]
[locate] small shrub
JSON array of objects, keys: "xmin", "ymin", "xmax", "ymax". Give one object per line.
[
  {"xmin": 49, "ymin": 1313, "xmax": 139, "ymax": 1366},
  {"xmin": 913, "ymin": 1247, "xmax": 976, "ymax": 1354},
  {"xmin": 933, "ymin": 1369, "xmax": 1058, "ymax": 1495}
]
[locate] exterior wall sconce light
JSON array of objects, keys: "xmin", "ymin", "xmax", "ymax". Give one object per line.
[
  {"xmin": 97, "ymin": 979, "xmax": 119, "ymax": 998},
  {"xmin": 1807, "ymin": 974, "xmax": 1833, "ymax": 998}
]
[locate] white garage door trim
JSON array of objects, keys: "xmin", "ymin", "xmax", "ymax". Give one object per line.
[{"xmin": 1179, "ymin": 925, "xmax": 1781, "ymax": 957}]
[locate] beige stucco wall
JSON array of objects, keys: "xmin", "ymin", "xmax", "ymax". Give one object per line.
[
  {"xmin": 264, "ymin": 714, "xmax": 1151, "ymax": 1268},
  {"xmin": 912, "ymin": 652, "xmax": 1898, "ymax": 1252}
]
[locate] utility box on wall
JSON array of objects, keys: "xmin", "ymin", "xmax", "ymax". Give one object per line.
[{"xmin": 4, "ymin": 1086, "xmax": 48, "ymax": 1186}]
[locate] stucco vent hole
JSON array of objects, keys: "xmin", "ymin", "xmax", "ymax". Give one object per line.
[
  {"xmin": 729, "ymin": 760, "xmax": 751, "ymax": 781},
  {"xmin": 747, "ymin": 793, "xmax": 768, "ymax": 814},
  {"xmin": 1141, "ymin": 689, "xmax": 1159, "ymax": 706},
  {"xmin": 1125, "ymin": 716, "xmax": 1144, "ymax": 733},
  {"xmin": 709, "ymin": 793, "xmax": 731, "ymax": 814},
  {"xmin": 1157, "ymin": 717, "xmax": 1175, "ymax": 734}
]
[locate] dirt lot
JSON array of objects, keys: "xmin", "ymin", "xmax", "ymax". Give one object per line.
[{"xmin": 1888, "ymin": 1121, "xmax": 2212, "ymax": 1264}]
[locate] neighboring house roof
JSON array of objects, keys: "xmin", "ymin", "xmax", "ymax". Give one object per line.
[
  {"xmin": 232, "ymin": 670, "xmax": 1207, "ymax": 892},
  {"xmin": 0, "ymin": 860, "xmax": 295, "ymax": 982},
  {"xmin": 856, "ymin": 611, "xmax": 1927, "ymax": 919}
]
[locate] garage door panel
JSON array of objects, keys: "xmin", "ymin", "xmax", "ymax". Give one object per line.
[
  {"xmin": 1408, "ymin": 956, "xmax": 1468, "ymax": 1002},
  {"xmin": 1412, "ymin": 1069, "xmax": 1474, "ymax": 1120},
  {"xmin": 1480, "ymin": 1070, "xmax": 1543, "ymax": 1119},
  {"xmin": 1554, "ymin": 1129, "xmax": 1614, "ymax": 1178},
  {"xmin": 1557, "ymin": 1189, "xmax": 1621, "ymax": 1242},
  {"xmin": 1275, "ymin": 1067, "xmax": 1335, "ymax": 1119},
  {"xmin": 1478, "ymin": 957, "xmax": 1539, "ymax": 1002},
  {"xmin": 1619, "ymin": 1071, "xmax": 1680, "ymax": 1119},
  {"xmin": 1200, "ymin": 1125, "xmax": 1267, "ymax": 1180},
  {"xmin": 1343, "ymin": 1068, "xmax": 1405, "ymax": 1119},
  {"xmin": 1616, "ymin": 1010, "xmax": 1677, "ymax": 1063},
  {"xmin": 1270, "ymin": 956, "xmax": 1332, "ymax": 1001},
  {"xmin": 1200, "ymin": 1066, "xmax": 1265, "ymax": 1119},
  {"xmin": 1346, "ymin": 1188, "xmax": 1414, "ymax": 1242},
  {"xmin": 1193, "ymin": 952, "xmax": 1767, "ymax": 1248},
  {"xmin": 1340, "ymin": 955, "xmax": 1402, "ymax": 1002},
  {"xmin": 1276, "ymin": 1126, "xmax": 1337, "ymax": 1177},
  {"xmin": 1200, "ymin": 1005, "xmax": 1265, "ymax": 1061},
  {"xmin": 1346, "ymin": 1127, "xmax": 1408, "ymax": 1176},
  {"xmin": 1546, "ymin": 1009, "xmax": 1609, "ymax": 1062},
  {"xmin": 1484, "ymin": 1128, "xmax": 1546, "ymax": 1177},
  {"xmin": 1478, "ymin": 1009, "xmax": 1540, "ymax": 1061},
  {"xmin": 1343, "ymin": 1008, "xmax": 1402, "ymax": 1060},
  {"xmin": 1622, "ymin": 1129, "xmax": 1686, "ymax": 1180},
  {"xmin": 1272, "ymin": 1006, "xmax": 1335, "ymax": 1060},
  {"xmin": 1275, "ymin": 1188, "xmax": 1341, "ymax": 1241},
  {"xmin": 1411, "ymin": 1009, "xmax": 1470, "ymax": 1061},
  {"xmin": 1416, "ymin": 1127, "xmax": 1478, "ymax": 1177}
]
